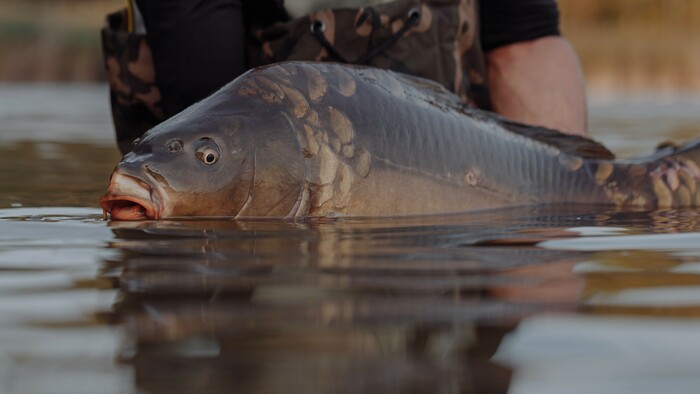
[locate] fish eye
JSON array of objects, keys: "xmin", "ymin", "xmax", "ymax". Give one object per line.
[
  {"xmin": 202, "ymin": 150, "xmax": 218, "ymax": 164},
  {"xmin": 195, "ymin": 139, "xmax": 220, "ymax": 165}
]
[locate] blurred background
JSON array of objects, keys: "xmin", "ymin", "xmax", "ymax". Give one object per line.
[
  {"xmin": 0, "ymin": 0, "xmax": 698, "ymax": 94},
  {"xmin": 559, "ymin": 0, "xmax": 700, "ymax": 93},
  {"xmin": 0, "ymin": 0, "xmax": 115, "ymax": 81}
]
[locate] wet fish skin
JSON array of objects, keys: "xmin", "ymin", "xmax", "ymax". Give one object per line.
[
  {"xmin": 102, "ymin": 86, "xmax": 305, "ymax": 218},
  {"xmin": 101, "ymin": 61, "xmax": 700, "ymax": 219}
]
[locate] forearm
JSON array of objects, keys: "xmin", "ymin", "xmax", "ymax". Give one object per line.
[{"xmin": 486, "ymin": 35, "xmax": 588, "ymax": 136}]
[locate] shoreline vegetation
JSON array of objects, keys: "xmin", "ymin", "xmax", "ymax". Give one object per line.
[{"xmin": 1, "ymin": 0, "xmax": 699, "ymax": 93}]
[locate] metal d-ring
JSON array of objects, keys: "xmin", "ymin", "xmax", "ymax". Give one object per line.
[
  {"xmin": 407, "ymin": 7, "xmax": 421, "ymax": 22},
  {"xmin": 309, "ymin": 20, "xmax": 327, "ymax": 34}
]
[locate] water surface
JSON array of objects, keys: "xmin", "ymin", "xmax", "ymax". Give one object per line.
[{"xmin": 1, "ymin": 85, "xmax": 700, "ymax": 394}]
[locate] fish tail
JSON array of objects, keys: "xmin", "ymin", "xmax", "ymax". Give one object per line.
[
  {"xmin": 637, "ymin": 140, "xmax": 700, "ymax": 208},
  {"xmin": 592, "ymin": 140, "xmax": 700, "ymax": 209}
]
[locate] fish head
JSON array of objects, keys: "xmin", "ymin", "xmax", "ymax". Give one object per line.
[{"xmin": 100, "ymin": 86, "xmax": 305, "ymax": 220}]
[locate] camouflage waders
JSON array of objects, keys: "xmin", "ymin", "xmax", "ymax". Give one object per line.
[
  {"xmin": 252, "ymin": 0, "xmax": 489, "ymax": 108},
  {"xmin": 102, "ymin": 0, "xmax": 488, "ymax": 154},
  {"xmin": 101, "ymin": 5, "xmax": 164, "ymax": 154}
]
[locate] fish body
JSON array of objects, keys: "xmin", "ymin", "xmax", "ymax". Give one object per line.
[{"xmin": 100, "ymin": 62, "xmax": 700, "ymax": 220}]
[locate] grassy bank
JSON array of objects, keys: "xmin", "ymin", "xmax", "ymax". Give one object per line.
[{"xmin": 1, "ymin": 0, "xmax": 699, "ymax": 92}]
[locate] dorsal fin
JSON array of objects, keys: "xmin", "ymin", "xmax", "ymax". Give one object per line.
[
  {"xmin": 390, "ymin": 68, "xmax": 616, "ymax": 160},
  {"xmin": 499, "ymin": 117, "xmax": 615, "ymax": 160},
  {"xmin": 479, "ymin": 111, "xmax": 616, "ymax": 160},
  {"xmin": 656, "ymin": 140, "xmax": 679, "ymax": 152}
]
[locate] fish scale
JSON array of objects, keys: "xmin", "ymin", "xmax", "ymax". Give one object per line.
[{"xmin": 101, "ymin": 62, "xmax": 700, "ymax": 219}]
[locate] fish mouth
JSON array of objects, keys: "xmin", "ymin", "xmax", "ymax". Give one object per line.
[{"xmin": 99, "ymin": 172, "xmax": 163, "ymax": 220}]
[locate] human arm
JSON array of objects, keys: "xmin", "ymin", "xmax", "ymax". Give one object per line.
[
  {"xmin": 485, "ymin": 35, "xmax": 588, "ymax": 136},
  {"xmin": 480, "ymin": 0, "xmax": 588, "ymax": 136}
]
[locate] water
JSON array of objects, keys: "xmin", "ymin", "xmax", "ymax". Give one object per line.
[{"xmin": 1, "ymin": 84, "xmax": 700, "ymax": 394}]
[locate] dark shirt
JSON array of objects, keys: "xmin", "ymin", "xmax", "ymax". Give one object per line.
[
  {"xmin": 136, "ymin": 0, "xmax": 560, "ymax": 116},
  {"xmin": 479, "ymin": 0, "xmax": 561, "ymax": 52}
]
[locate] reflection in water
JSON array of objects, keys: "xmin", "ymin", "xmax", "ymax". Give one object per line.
[
  {"xmin": 66, "ymin": 207, "xmax": 694, "ymax": 393},
  {"xmin": 106, "ymin": 210, "xmax": 572, "ymax": 394},
  {"xmin": 494, "ymin": 314, "xmax": 700, "ymax": 394},
  {"xmin": 1, "ymin": 207, "xmax": 700, "ymax": 392}
]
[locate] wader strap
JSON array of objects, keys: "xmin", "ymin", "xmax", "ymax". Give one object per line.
[{"xmin": 309, "ymin": 6, "xmax": 422, "ymax": 65}]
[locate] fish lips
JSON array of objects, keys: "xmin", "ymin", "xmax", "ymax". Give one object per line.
[{"xmin": 100, "ymin": 172, "xmax": 166, "ymax": 220}]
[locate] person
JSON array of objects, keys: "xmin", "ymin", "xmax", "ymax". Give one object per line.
[{"xmin": 105, "ymin": 0, "xmax": 587, "ymax": 153}]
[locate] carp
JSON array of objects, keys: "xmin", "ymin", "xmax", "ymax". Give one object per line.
[{"xmin": 100, "ymin": 61, "xmax": 700, "ymax": 220}]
